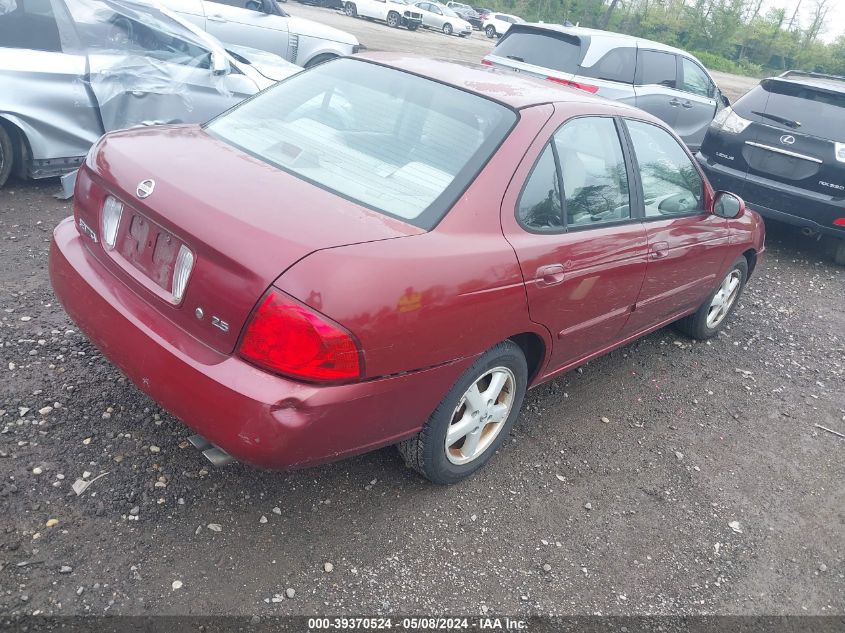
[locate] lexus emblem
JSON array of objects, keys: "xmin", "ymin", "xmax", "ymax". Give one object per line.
[
  {"xmin": 780, "ymin": 135, "xmax": 796, "ymax": 145},
  {"xmin": 136, "ymin": 179, "xmax": 155, "ymax": 199}
]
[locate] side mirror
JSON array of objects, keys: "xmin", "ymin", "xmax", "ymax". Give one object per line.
[
  {"xmin": 713, "ymin": 191, "xmax": 745, "ymax": 219},
  {"xmin": 245, "ymin": 0, "xmax": 268, "ymax": 12},
  {"xmin": 211, "ymin": 50, "xmax": 230, "ymax": 76}
]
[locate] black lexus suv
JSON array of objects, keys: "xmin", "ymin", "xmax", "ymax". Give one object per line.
[{"xmin": 696, "ymin": 71, "xmax": 845, "ymax": 264}]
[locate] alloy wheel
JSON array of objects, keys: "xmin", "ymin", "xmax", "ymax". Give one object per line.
[
  {"xmin": 444, "ymin": 367, "xmax": 515, "ymax": 465},
  {"xmin": 707, "ymin": 269, "xmax": 742, "ymax": 329}
]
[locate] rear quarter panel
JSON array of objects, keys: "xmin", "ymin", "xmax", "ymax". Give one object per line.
[{"xmin": 275, "ymin": 105, "xmax": 556, "ymax": 380}]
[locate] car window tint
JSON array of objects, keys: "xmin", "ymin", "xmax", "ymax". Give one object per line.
[
  {"xmin": 553, "ymin": 117, "xmax": 631, "ymax": 228},
  {"xmin": 625, "ymin": 119, "xmax": 704, "ymax": 217},
  {"xmin": 493, "ymin": 29, "xmax": 582, "ymax": 73},
  {"xmin": 637, "ymin": 50, "xmax": 677, "ymax": 88},
  {"xmin": 578, "ymin": 46, "xmax": 636, "ymax": 84},
  {"xmin": 680, "ymin": 57, "xmax": 713, "ymax": 97},
  {"xmin": 207, "ymin": 58, "xmax": 516, "ymax": 230},
  {"xmin": 517, "ymin": 144, "xmax": 562, "ymax": 231},
  {"xmin": 0, "ymin": 0, "xmax": 62, "ymax": 51}
]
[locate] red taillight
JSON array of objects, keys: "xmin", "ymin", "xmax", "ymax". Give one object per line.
[
  {"xmin": 238, "ymin": 290, "xmax": 362, "ymax": 383},
  {"xmin": 481, "ymin": 58, "xmax": 493, "ymax": 66},
  {"xmin": 834, "ymin": 218, "xmax": 845, "ymax": 226},
  {"xmin": 546, "ymin": 76, "xmax": 599, "ymax": 94}
]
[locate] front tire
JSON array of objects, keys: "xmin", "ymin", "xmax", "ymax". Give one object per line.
[
  {"xmin": 442, "ymin": 22, "xmax": 452, "ymax": 35},
  {"xmin": 407, "ymin": 22, "xmax": 419, "ymax": 31},
  {"xmin": 485, "ymin": 25, "xmax": 496, "ymax": 38},
  {"xmin": 344, "ymin": 2, "xmax": 356, "ymax": 17},
  {"xmin": 398, "ymin": 340, "xmax": 527, "ymax": 484},
  {"xmin": 0, "ymin": 123, "xmax": 14, "ymax": 189},
  {"xmin": 386, "ymin": 10, "xmax": 400, "ymax": 27},
  {"xmin": 675, "ymin": 257, "xmax": 748, "ymax": 340}
]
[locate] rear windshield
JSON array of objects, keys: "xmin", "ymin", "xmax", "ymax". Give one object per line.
[
  {"xmin": 494, "ymin": 28, "xmax": 582, "ymax": 73},
  {"xmin": 739, "ymin": 79, "xmax": 845, "ymax": 140},
  {"xmin": 206, "ymin": 59, "xmax": 516, "ymax": 229}
]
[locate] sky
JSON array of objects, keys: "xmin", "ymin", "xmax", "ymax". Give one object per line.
[{"xmin": 765, "ymin": 0, "xmax": 845, "ymax": 42}]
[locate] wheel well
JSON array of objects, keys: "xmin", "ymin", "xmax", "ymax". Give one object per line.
[
  {"xmin": 742, "ymin": 248, "xmax": 757, "ymax": 279},
  {"xmin": 509, "ymin": 333, "xmax": 545, "ymax": 384},
  {"xmin": 304, "ymin": 53, "xmax": 337, "ymax": 69},
  {"xmin": 0, "ymin": 117, "xmax": 27, "ymax": 177}
]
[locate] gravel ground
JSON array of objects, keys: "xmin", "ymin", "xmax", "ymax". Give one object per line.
[{"xmin": 0, "ymin": 10, "xmax": 841, "ymax": 618}]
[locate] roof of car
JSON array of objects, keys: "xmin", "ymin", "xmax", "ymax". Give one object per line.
[
  {"xmin": 355, "ymin": 52, "xmax": 640, "ymax": 110},
  {"xmin": 775, "ymin": 71, "xmax": 845, "ymax": 94},
  {"xmin": 515, "ymin": 23, "xmax": 688, "ymax": 57}
]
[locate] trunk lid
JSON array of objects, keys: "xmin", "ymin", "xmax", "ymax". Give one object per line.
[{"xmin": 76, "ymin": 124, "xmax": 423, "ymax": 354}]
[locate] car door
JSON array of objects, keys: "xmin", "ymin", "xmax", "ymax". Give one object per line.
[
  {"xmin": 0, "ymin": 0, "xmax": 102, "ymax": 164},
  {"xmin": 633, "ymin": 49, "xmax": 681, "ymax": 130},
  {"xmin": 501, "ymin": 111, "xmax": 649, "ymax": 371},
  {"xmin": 417, "ymin": 2, "xmax": 440, "ymax": 28},
  {"xmin": 202, "ymin": 0, "xmax": 289, "ymax": 60},
  {"xmin": 674, "ymin": 56, "xmax": 718, "ymax": 150},
  {"xmin": 67, "ymin": 0, "xmax": 259, "ymax": 132},
  {"xmin": 620, "ymin": 117, "xmax": 731, "ymax": 335}
]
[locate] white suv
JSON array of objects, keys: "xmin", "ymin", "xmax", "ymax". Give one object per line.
[
  {"xmin": 344, "ymin": 0, "xmax": 423, "ymax": 30},
  {"xmin": 482, "ymin": 12, "xmax": 522, "ymax": 38},
  {"xmin": 158, "ymin": 0, "xmax": 360, "ymax": 67}
]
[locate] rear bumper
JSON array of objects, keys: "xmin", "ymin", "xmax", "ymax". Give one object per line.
[
  {"xmin": 49, "ymin": 217, "xmax": 472, "ymax": 470},
  {"xmin": 697, "ymin": 153, "xmax": 845, "ymax": 239}
]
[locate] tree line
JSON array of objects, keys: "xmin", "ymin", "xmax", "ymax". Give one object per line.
[{"xmin": 482, "ymin": 0, "xmax": 845, "ymax": 77}]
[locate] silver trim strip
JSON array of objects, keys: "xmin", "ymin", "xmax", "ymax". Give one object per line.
[{"xmin": 745, "ymin": 141, "xmax": 823, "ymax": 164}]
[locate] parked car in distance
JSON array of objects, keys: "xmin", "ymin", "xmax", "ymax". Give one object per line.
[
  {"xmin": 295, "ymin": 0, "xmax": 345, "ymax": 9},
  {"xmin": 0, "ymin": 0, "xmax": 299, "ymax": 189},
  {"xmin": 482, "ymin": 12, "xmax": 522, "ymax": 38},
  {"xmin": 414, "ymin": 1, "xmax": 472, "ymax": 36},
  {"xmin": 344, "ymin": 0, "xmax": 422, "ymax": 30},
  {"xmin": 155, "ymin": 0, "xmax": 359, "ymax": 67},
  {"xmin": 446, "ymin": 1, "xmax": 482, "ymax": 29},
  {"xmin": 697, "ymin": 71, "xmax": 845, "ymax": 265},
  {"xmin": 475, "ymin": 6, "xmax": 491, "ymax": 18},
  {"xmin": 50, "ymin": 54, "xmax": 764, "ymax": 483},
  {"xmin": 482, "ymin": 24, "xmax": 725, "ymax": 152}
]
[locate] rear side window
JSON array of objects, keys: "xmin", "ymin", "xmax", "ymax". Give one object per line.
[
  {"xmin": 579, "ymin": 47, "xmax": 636, "ymax": 84},
  {"xmin": 0, "ymin": 0, "xmax": 62, "ymax": 51},
  {"xmin": 751, "ymin": 79, "xmax": 845, "ymax": 140},
  {"xmin": 636, "ymin": 50, "xmax": 677, "ymax": 88},
  {"xmin": 518, "ymin": 145, "xmax": 562, "ymax": 231},
  {"xmin": 207, "ymin": 59, "xmax": 517, "ymax": 230},
  {"xmin": 494, "ymin": 29, "xmax": 582, "ymax": 74}
]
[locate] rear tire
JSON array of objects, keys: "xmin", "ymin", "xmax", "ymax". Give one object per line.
[
  {"xmin": 485, "ymin": 24, "xmax": 496, "ymax": 38},
  {"xmin": 397, "ymin": 340, "xmax": 527, "ymax": 484},
  {"xmin": 344, "ymin": 2, "xmax": 356, "ymax": 16},
  {"xmin": 304, "ymin": 53, "xmax": 337, "ymax": 69},
  {"xmin": 0, "ymin": 124, "xmax": 13, "ymax": 189},
  {"xmin": 386, "ymin": 11, "xmax": 400, "ymax": 27},
  {"xmin": 407, "ymin": 22, "xmax": 419, "ymax": 31},
  {"xmin": 675, "ymin": 257, "xmax": 748, "ymax": 340},
  {"xmin": 833, "ymin": 239, "xmax": 845, "ymax": 266}
]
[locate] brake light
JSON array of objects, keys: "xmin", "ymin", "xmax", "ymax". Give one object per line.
[
  {"xmin": 834, "ymin": 218, "xmax": 845, "ymax": 226},
  {"xmin": 238, "ymin": 290, "xmax": 362, "ymax": 383},
  {"xmin": 546, "ymin": 76, "xmax": 599, "ymax": 94},
  {"xmin": 481, "ymin": 58, "xmax": 493, "ymax": 66}
]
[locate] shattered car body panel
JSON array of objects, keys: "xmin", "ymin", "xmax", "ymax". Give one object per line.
[{"xmin": 0, "ymin": 0, "xmax": 299, "ymax": 182}]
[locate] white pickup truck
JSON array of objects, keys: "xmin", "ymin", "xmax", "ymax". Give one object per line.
[{"xmin": 343, "ymin": 0, "xmax": 423, "ymax": 31}]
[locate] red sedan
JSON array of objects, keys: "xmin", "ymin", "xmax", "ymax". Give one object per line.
[{"xmin": 50, "ymin": 54, "xmax": 765, "ymax": 484}]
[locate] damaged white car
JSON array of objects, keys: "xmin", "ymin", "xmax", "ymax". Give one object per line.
[{"xmin": 0, "ymin": 0, "xmax": 300, "ymax": 189}]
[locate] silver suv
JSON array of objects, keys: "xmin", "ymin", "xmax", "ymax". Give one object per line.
[{"xmin": 482, "ymin": 25, "xmax": 727, "ymax": 152}]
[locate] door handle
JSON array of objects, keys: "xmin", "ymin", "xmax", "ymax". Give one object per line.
[
  {"xmin": 535, "ymin": 264, "xmax": 566, "ymax": 287},
  {"xmin": 682, "ymin": 101, "xmax": 694, "ymax": 108},
  {"xmin": 669, "ymin": 98, "xmax": 681, "ymax": 107},
  {"xmin": 207, "ymin": 14, "xmax": 226, "ymax": 21},
  {"xmin": 650, "ymin": 242, "xmax": 669, "ymax": 260}
]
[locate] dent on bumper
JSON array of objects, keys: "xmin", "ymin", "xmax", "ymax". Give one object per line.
[{"xmin": 49, "ymin": 217, "xmax": 471, "ymax": 470}]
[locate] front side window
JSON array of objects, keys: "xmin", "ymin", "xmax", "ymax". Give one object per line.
[
  {"xmin": 554, "ymin": 117, "xmax": 631, "ymax": 228},
  {"xmin": 207, "ymin": 59, "xmax": 516, "ymax": 229},
  {"xmin": 625, "ymin": 119, "xmax": 704, "ymax": 217},
  {"xmin": 637, "ymin": 50, "xmax": 677, "ymax": 88},
  {"xmin": 680, "ymin": 57, "xmax": 713, "ymax": 98}
]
